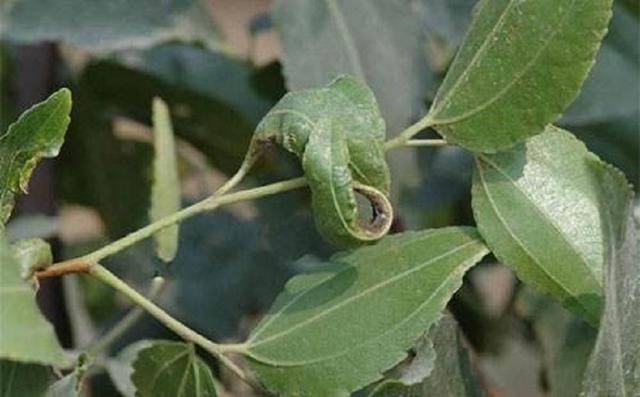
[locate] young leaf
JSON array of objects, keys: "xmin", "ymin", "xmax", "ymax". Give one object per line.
[
  {"xmin": 0, "ymin": 233, "xmax": 66, "ymax": 366},
  {"xmin": 471, "ymin": 126, "xmax": 628, "ymax": 325},
  {"xmin": 0, "ymin": 88, "xmax": 71, "ymax": 224},
  {"xmin": 248, "ymin": 75, "xmax": 392, "ymax": 246},
  {"xmin": 581, "ymin": 166, "xmax": 638, "ymax": 395},
  {"xmin": 0, "ymin": 360, "xmax": 52, "ymax": 397},
  {"xmin": 428, "ymin": 0, "xmax": 613, "ymax": 152},
  {"xmin": 150, "ymin": 98, "xmax": 180, "ymax": 262},
  {"xmin": 369, "ymin": 314, "xmax": 483, "ymax": 397},
  {"xmin": 244, "ymin": 227, "xmax": 488, "ymax": 396},
  {"xmin": 131, "ymin": 341, "xmax": 217, "ymax": 397}
]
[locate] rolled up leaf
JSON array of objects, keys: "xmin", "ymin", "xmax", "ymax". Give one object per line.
[{"xmin": 245, "ymin": 75, "xmax": 392, "ymax": 246}]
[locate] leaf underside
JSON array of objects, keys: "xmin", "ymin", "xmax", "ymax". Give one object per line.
[
  {"xmin": 472, "ymin": 126, "xmax": 623, "ymax": 325},
  {"xmin": 131, "ymin": 341, "xmax": 217, "ymax": 397}
]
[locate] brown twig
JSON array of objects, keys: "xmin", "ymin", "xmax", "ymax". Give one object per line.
[{"xmin": 35, "ymin": 259, "xmax": 93, "ymax": 278}]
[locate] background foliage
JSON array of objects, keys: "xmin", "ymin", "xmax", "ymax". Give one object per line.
[{"xmin": 0, "ymin": 0, "xmax": 638, "ymax": 396}]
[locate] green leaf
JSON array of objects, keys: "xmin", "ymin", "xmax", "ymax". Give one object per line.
[
  {"xmin": 107, "ymin": 340, "xmax": 153, "ymax": 397},
  {"xmin": 0, "ymin": 88, "xmax": 71, "ymax": 224},
  {"xmin": 131, "ymin": 341, "xmax": 217, "ymax": 397},
  {"xmin": 149, "ymin": 98, "xmax": 180, "ymax": 262},
  {"xmin": 249, "ymin": 75, "xmax": 392, "ymax": 246},
  {"xmin": 244, "ymin": 227, "xmax": 488, "ymax": 396},
  {"xmin": 2, "ymin": 0, "xmax": 220, "ymax": 53},
  {"xmin": 581, "ymin": 165, "xmax": 638, "ymax": 395},
  {"xmin": 471, "ymin": 126, "xmax": 623, "ymax": 325},
  {"xmin": 428, "ymin": 0, "xmax": 613, "ymax": 152},
  {"xmin": 0, "ymin": 360, "xmax": 52, "ymax": 397},
  {"xmin": 272, "ymin": 0, "xmax": 431, "ymax": 134},
  {"xmin": 10, "ymin": 238, "xmax": 52, "ymax": 279},
  {"xmin": 369, "ymin": 314, "xmax": 484, "ymax": 397},
  {"xmin": 0, "ymin": 232, "xmax": 66, "ymax": 366}
]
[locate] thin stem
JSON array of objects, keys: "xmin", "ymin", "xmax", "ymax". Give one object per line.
[
  {"xmin": 403, "ymin": 139, "xmax": 447, "ymax": 147},
  {"xmin": 383, "ymin": 115, "xmax": 437, "ymax": 150},
  {"xmin": 90, "ymin": 265, "xmax": 259, "ymax": 389},
  {"xmin": 80, "ymin": 177, "xmax": 307, "ymax": 265},
  {"xmin": 87, "ymin": 276, "xmax": 166, "ymax": 356},
  {"xmin": 43, "ymin": 118, "xmax": 444, "ymax": 275}
]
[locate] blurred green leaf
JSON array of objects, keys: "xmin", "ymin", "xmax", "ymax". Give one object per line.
[
  {"xmin": 517, "ymin": 287, "xmax": 596, "ymax": 397},
  {"xmin": 428, "ymin": 0, "xmax": 613, "ymax": 152},
  {"xmin": 369, "ymin": 314, "xmax": 484, "ymax": 397},
  {"xmin": 166, "ymin": 210, "xmax": 295, "ymax": 340},
  {"xmin": 415, "ymin": 0, "xmax": 478, "ymax": 47},
  {"xmin": 58, "ymin": 79, "xmax": 152, "ymax": 238},
  {"xmin": 149, "ymin": 98, "xmax": 180, "ymax": 262},
  {"xmin": 0, "ymin": 360, "xmax": 52, "ymax": 397},
  {"xmin": 561, "ymin": 4, "xmax": 639, "ymax": 185},
  {"xmin": 131, "ymin": 341, "xmax": 217, "ymax": 397},
  {"xmin": 2, "ymin": 0, "xmax": 221, "ymax": 52},
  {"xmin": 581, "ymin": 166, "xmax": 638, "ymax": 395},
  {"xmin": 245, "ymin": 228, "xmax": 488, "ymax": 396},
  {"xmin": 562, "ymin": 5, "xmax": 639, "ymax": 125},
  {"xmin": 78, "ymin": 58, "xmax": 256, "ymax": 174},
  {"xmin": 472, "ymin": 126, "xmax": 624, "ymax": 325},
  {"xmin": 272, "ymin": 0, "xmax": 432, "ymax": 135},
  {"xmin": 0, "ymin": 88, "xmax": 71, "ymax": 224},
  {"xmin": 0, "ymin": 232, "xmax": 66, "ymax": 366}
]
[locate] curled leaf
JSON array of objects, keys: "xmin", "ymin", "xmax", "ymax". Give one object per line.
[{"xmin": 243, "ymin": 75, "xmax": 392, "ymax": 246}]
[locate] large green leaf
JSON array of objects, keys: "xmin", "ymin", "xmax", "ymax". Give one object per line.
[
  {"xmin": 471, "ymin": 126, "xmax": 624, "ymax": 325},
  {"xmin": 2, "ymin": 0, "xmax": 220, "ymax": 52},
  {"xmin": 131, "ymin": 341, "xmax": 217, "ymax": 397},
  {"xmin": 0, "ymin": 88, "xmax": 71, "ymax": 224},
  {"xmin": 0, "ymin": 233, "xmax": 66, "ymax": 366},
  {"xmin": 581, "ymin": 165, "xmax": 638, "ymax": 395},
  {"xmin": 272, "ymin": 0, "xmax": 431, "ymax": 134},
  {"xmin": 369, "ymin": 314, "xmax": 484, "ymax": 397},
  {"xmin": 149, "ymin": 98, "xmax": 180, "ymax": 262},
  {"xmin": 427, "ymin": 0, "xmax": 613, "ymax": 152},
  {"xmin": 243, "ymin": 227, "xmax": 488, "ymax": 396},
  {"xmin": 0, "ymin": 360, "xmax": 52, "ymax": 397}
]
